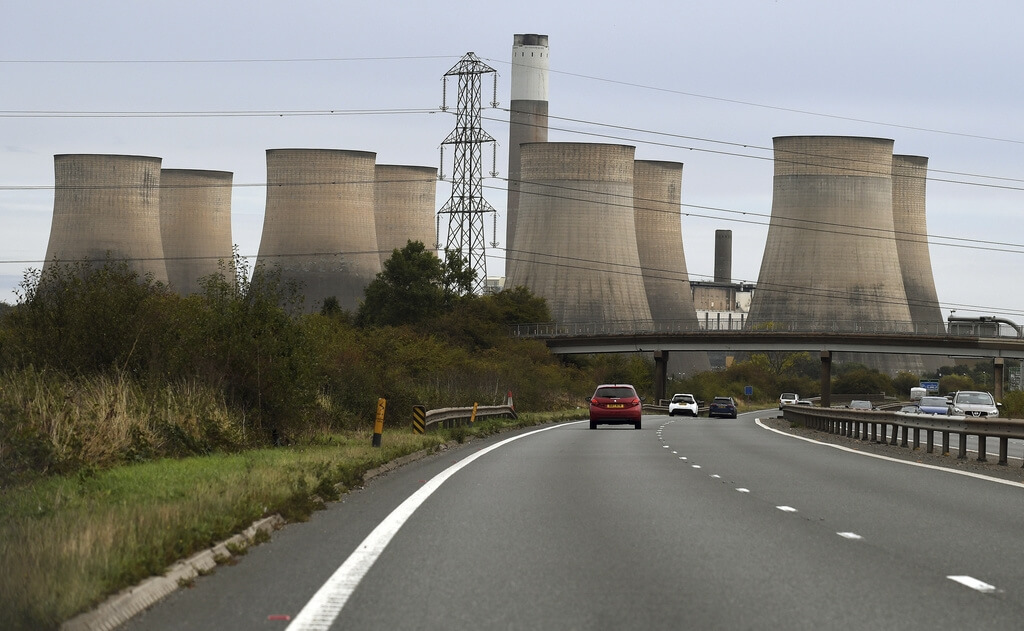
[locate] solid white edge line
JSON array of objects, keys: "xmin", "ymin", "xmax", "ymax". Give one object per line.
[
  {"xmin": 754, "ymin": 418, "xmax": 1024, "ymax": 489},
  {"xmin": 948, "ymin": 575, "xmax": 998, "ymax": 593},
  {"xmin": 286, "ymin": 421, "xmax": 582, "ymax": 630}
]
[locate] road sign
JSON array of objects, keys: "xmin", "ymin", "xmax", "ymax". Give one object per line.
[
  {"xmin": 920, "ymin": 381, "xmax": 939, "ymax": 394},
  {"xmin": 744, "ymin": 385, "xmax": 754, "ymax": 396}
]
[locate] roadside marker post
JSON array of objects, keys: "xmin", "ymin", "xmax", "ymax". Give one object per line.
[
  {"xmin": 372, "ymin": 398, "xmax": 386, "ymax": 447},
  {"xmin": 469, "ymin": 402, "xmax": 478, "ymax": 427},
  {"xmin": 412, "ymin": 405, "xmax": 426, "ymax": 434}
]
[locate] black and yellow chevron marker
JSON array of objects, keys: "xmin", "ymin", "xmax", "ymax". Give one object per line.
[{"xmin": 412, "ymin": 405, "xmax": 426, "ymax": 434}]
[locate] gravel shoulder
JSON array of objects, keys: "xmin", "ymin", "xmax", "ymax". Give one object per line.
[{"xmin": 758, "ymin": 414, "xmax": 1024, "ymax": 485}]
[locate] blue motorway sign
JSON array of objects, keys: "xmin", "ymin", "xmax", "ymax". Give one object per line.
[{"xmin": 920, "ymin": 381, "xmax": 939, "ymax": 393}]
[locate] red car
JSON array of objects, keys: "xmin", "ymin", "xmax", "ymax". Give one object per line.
[{"xmin": 588, "ymin": 384, "xmax": 642, "ymax": 430}]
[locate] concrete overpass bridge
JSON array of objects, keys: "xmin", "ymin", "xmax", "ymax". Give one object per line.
[{"xmin": 511, "ymin": 320, "xmax": 1024, "ymax": 406}]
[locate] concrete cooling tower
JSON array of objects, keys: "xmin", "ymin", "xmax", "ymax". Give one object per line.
[
  {"xmin": 505, "ymin": 33, "xmax": 550, "ymax": 280},
  {"xmin": 257, "ymin": 149, "xmax": 380, "ymax": 313},
  {"xmin": 505, "ymin": 142, "xmax": 651, "ymax": 324},
  {"xmin": 892, "ymin": 154, "xmax": 945, "ymax": 372},
  {"xmin": 374, "ymin": 165, "xmax": 438, "ymax": 266},
  {"xmin": 160, "ymin": 169, "xmax": 234, "ymax": 295},
  {"xmin": 633, "ymin": 160, "xmax": 710, "ymax": 374},
  {"xmin": 747, "ymin": 136, "xmax": 922, "ymax": 374},
  {"xmin": 44, "ymin": 154, "xmax": 167, "ymax": 284}
]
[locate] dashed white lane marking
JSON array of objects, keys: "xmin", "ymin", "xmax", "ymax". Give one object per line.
[
  {"xmin": 679, "ymin": 457, "xmax": 687, "ymax": 460},
  {"xmin": 777, "ymin": 506, "xmax": 798, "ymax": 513},
  {"xmin": 672, "ymin": 451, "xmax": 678, "ymax": 454},
  {"xmin": 837, "ymin": 532, "xmax": 863, "ymax": 540},
  {"xmin": 736, "ymin": 488, "xmax": 750, "ymax": 493},
  {"xmin": 948, "ymin": 575, "xmax": 998, "ymax": 593},
  {"xmin": 692, "ymin": 465, "xmax": 702, "ymax": 469},
  {"xmin": 710, "ymin": 474, "xmax": 721, "ymax": 479},
  {"xmin": 286, "ymin": 422, "xmax": 575, "ymax": 630},
  {"xmin": 663, "ymin": 445, "xmax": 670, "ymax": 448}
]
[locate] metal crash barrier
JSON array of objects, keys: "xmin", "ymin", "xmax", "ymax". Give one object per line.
[
  {"xmin": 782, "ymin": 406, "xmax": 1024, "ymax": 466},
  {"xmin": 423, "ymin": 405, "xmax": 517, "ymax": 431}
]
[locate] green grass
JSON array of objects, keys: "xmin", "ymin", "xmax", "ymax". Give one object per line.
[{"xmin": 0, "ymin": 411, "xmax": 581, "ymax": 630}]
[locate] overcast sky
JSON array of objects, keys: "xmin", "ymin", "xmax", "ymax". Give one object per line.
[{"xmin": 2, "ymin": 0, "xmax": 1022, "ymax": 323}]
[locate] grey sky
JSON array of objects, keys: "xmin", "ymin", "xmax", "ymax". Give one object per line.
[{"xmin": 2, "ymin": 0, "xmax": 1022, "ymax": 322}]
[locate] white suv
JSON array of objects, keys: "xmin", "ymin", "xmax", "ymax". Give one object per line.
[
  {"xmin": 779, "ymin": 393, "xmax": 799, "ymax": 409},
  {"xmin": 668, "ymin": 393, "xmax": 699, "ymax": 417}
]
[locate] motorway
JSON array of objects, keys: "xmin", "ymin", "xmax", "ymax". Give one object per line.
[{"xmin": 124, "ymin": 411, "xmax": 1024, "ymax": 630}]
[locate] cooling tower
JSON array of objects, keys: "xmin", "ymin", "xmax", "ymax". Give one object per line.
[
  {"xmin": 160, "ymin": 169, "xmax": 234, "ymax": 295},
  {"xmin": 633, "ymin": 160, "xmax": 710, "ymax": 374},
  {"xmin": 257, "ymin": 149, "xmax": 380, "ymax": 313},
  {"xmin": 44, "ymin": 154, "xmax": 167, "ymax": 284},
  {"xmin": 505, "ymin": 33, "xmax": 550, "ymax": 281},
  {"xmin": 374, "ymin": 165, "xmax": 438, "ymax": 266},
  {"xmin": 747, "ymin": 136, "xmax": 921, "ymax": 373},
  {"xmin": 892, "ymin": 155, "xmax": 945, "ymax": 372},
  {"xmin": 505, "ymin": 142, "xmax": 651, "ymax": 325},
  {"xmin": 714, "ymin": 230, "xmax": 732, "ymax": 283}
]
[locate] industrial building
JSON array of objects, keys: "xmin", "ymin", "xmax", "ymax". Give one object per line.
[
  {"xmin": 44, "ymin": 154, "xmax": 168, "ymax": 284},
  {"xmin": 747, "ymin": 136, "xmax": 923, "ymax": 373},
  {"xmin": 257, "ymin": 148, "xmax": 381, "ymax": 313},
  {"xmin": 633, "ymin": 160, "xmax": 710, "ymax": 373},
  {"xmin": 160, "ymin": 168, "xmax": 234, "ymax": 295},
  {"xmin": 506, "ymin": 142, "xmax": 651, "ymax": 324},
  {"xmin": 504, "ymin": 33, "xmax": 550, "ymax": 281},
  {"xmin": 892, "ymin": 154, "xmax": 946, "ymax": 372},
  {"xmin": 374, "ymin": 164, "xmax": 438, "ymax": 265}
]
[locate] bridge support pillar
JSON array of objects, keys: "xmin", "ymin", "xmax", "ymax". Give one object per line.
[
  {"xmin": 654, "ymin": 350, "xmax": 667, "ymax": 405},
  {"xmin": 819, "ymin": 351, "xmax": 832, "ymax": 408},
  {"xmin": 994, "ymin": 358, "xmax": 1004, "ymax": 401}
]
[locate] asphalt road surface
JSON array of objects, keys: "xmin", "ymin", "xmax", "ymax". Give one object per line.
[{"xmin": 124, "ymin": 411, "xmax": 1024, "ymax": 630}]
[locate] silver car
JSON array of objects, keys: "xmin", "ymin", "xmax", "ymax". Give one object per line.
[{"xmin": 950, "ymin": 391, "xmax": 1000, "ymax": 418}]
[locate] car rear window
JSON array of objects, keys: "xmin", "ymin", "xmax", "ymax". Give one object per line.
[
  {"xmin": 712, "ymin": 397, "xmax": 732, "ymax": 404},
  {"xmin": 596, "ymin": 387, "xmax": 635, "ymax": 399},
  {"xmin": 673, "ymin": 395, "xmax": 694, "ymax": 402},
  {"xmin": 921, "ymin": 397, "xmax": 947, "ymax": 407}
]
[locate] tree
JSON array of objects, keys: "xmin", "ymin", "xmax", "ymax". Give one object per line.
[{"xmin": 356, "ymin": 242, "xmax": 476, "ymax": 327}]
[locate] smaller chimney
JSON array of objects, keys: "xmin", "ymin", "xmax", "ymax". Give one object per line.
[{"xmin": 714, "ymin": 229, "xmax": 732, "ymax": 283}]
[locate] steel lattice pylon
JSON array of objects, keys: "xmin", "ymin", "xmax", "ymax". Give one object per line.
[{"xmin": 438, "ymin": 52, "xmax": 497, "ymax": 294}]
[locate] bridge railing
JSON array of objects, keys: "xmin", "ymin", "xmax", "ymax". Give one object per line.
[
  {"xmin": 511, "ymin": 320, "xmax": 967, "ymax": 338},
  {"xmin": 782, "ymin": 406, "xmax": 1024, "ymax": 465}
]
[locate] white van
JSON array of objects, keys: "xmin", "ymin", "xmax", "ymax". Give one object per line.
[{"xmin": 910, "ymin": 387, "xmax": 926, "ymax": 401}]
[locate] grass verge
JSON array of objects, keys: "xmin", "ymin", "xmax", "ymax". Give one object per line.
[{"xmin": 0, "ymin": 410, "xmax": 583, "ymax": 630}]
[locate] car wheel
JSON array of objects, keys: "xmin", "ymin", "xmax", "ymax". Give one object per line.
[
  {"xmin": 731, "ymin": 413, "xmax": 737, "ymax": 419},
  {"xmin": 634, "ymin": 421, "xmax": 641, "ymax": 430},
  {"xmin": 590, "ymin": 420, "xmax": 597, "ymax": 430},
  {"xmin": 669, "ymin": 410, "xmax": 674, "ymax": 416}
]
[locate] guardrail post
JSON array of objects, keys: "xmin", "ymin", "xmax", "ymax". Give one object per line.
[
  {"xmin": 977, "ymin": 435, "xmax": 988, "ymax": 462},
  {"xmin": 372, "ymin": 398, "xmax": 386, "ymax": 447},
  {"xmin": 957, "ymin": 433, "xmax": 967, "ymax": 459},
  {"xmin": 999, "ymin": 437, "xmax": 1008, "ymax": 466},
  {"xmin": 942, "ymin": 431, "xmax": 950, "ymax": 456},
  {"xmin": 413, "ymin": 405, "xmax": 426, "ymax": 434},
  {"xmin": 926, "ymin": 429, "xmax": 934, "ymax": 453}
]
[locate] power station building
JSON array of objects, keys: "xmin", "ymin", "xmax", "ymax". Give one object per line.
[
  {"xmin": 374, "ymin": 164, "xmax": 438, "ymax": 265},
  {"xmin": 633, "ymin": 160, "xmax": 710, "ymax": 373},
  {"xmin": 256, "ymin": 148, "xmax": 381, "ymax": 313},
  {"xmin": 747, "ymin": 136, "xmax": 923, "ymax": 373},
  {"xmin": 44, "ymin": 154, "xmax": 168, "ymax": 284},
  {"xmin": 505, "ymin": 33, "xmax": 550, "ymax": 281},
  {"xmin": 506, "ymin": 142, "xmax": 651, "ymax": 324},
  {"xmin": 160, "ymin": 168, "xmax": 234, "ymax": 295}
]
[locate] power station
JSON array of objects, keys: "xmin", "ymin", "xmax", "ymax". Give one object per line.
[
  {"xmin": 632, "ymin": 160, "xmax": 710, "ymax": 374},
  {"xmin": 747, "ymin": 136, "xmax": 923, "ymax": 373},
  {"xmin": 506, "ymin": 142, "xmax": 651, "ymax": 324},
  {"xmin": 373, "ymin": 164, "xmax": 438, "ymax": 265},
  {"xmin": 160, "ymin": 168, "xmax": 234, "ymax": 295},
  {"xmin": 35, "ymin": 36, "xmax": 956, "ymax": 378},
  {"xmin": 256, "ymin": 148, "xmax": 380, "ymax": 313},
  {"xmin": 505, "ymin": 34, "xmax": 550, "ymax": 282},
  {"xmin": 45, "ymin": 154, "xmax": 168, "ymax": 284}
]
